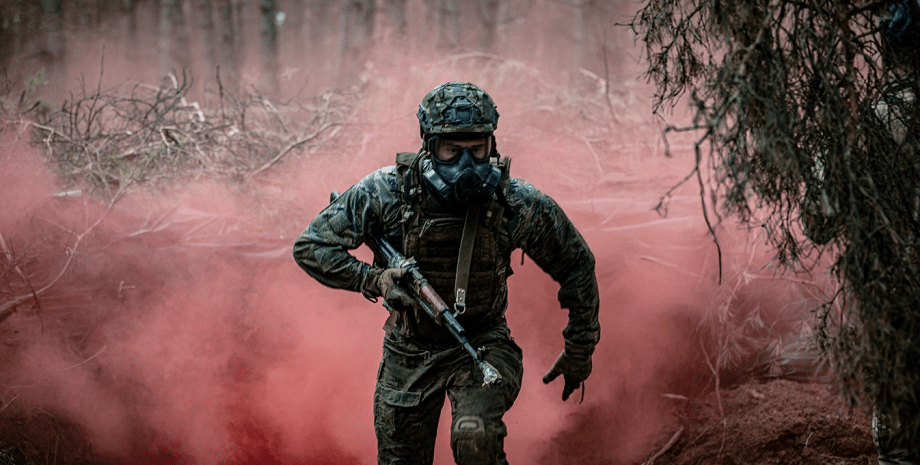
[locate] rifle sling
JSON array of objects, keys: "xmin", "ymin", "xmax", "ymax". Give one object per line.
[{"xmin": 454, "ymin": 204, "xmax": 480, "ymax": 315}]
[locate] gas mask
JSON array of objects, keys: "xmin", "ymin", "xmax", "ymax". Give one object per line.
[{"xmin": 422, "ymin": 138, "xmax": 501, "ymax": 205}]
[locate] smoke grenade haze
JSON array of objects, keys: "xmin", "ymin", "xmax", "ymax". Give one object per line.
[{"xmin": 0, "ymin": 3, "xmax": 827, "ymax": 464}]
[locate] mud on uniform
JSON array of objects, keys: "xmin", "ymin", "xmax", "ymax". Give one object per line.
[{"xmin": 293, "ymin": 156, "xmax": 600, "ymax": 464}]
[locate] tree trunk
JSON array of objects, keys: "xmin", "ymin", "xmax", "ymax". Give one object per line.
[
  {"xmin": 215, "ymin": 0, "xmax": 241, "ymax": 83},
  {"xmin": 259, "ymin": 0, "xmax": 279, "ymax": 94},
  {"xmin": 308, "ymin": 0, "xmax": 336, "ymax": 85},
  {"xmin": 334, "ymin": 0, "xmax": 376, "ymax": 84},
  {"xmin": 287, "ymin": 0, "xmax": 306, "ymax": 65},
  {"xmin": 198, "ymin": 0, "xmax": 217, "ymax": 85},
  {"xmin": 381, "ymin": 0, "xmax": 408, "ymax": 45},
  {"xmin": 439, "ymin": 0, "xmax": 460, "ymax": 50},
  {"xmin": 572, "ymin": 0, "xmax": 585, "ymax": 70},
  {"xmin": 478, "ymin": 0, "xmax": 499, "ymax": 52},
  {"xmin": 158, "ymin": 0, "xmax": 191, "ymax": 79},
  {"xmin": 352, "ymin": 0, "xmax": 376, "ymax": 51},
  {"xmin": 40, "ymin": 0, "xmax": 64, "ymax": 82}
]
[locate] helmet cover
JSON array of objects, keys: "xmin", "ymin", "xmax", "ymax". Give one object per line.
[
  {"xmin": 882, "ymin": 0, "xmax": 920, "ymax": 54},
  {"xmin": 417, "ymin": 82, "xmax": 499, "ymax": 136}
]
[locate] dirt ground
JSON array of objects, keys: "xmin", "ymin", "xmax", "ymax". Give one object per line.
[
  {"xmin": 639, "ymin": 379, "xmax": 877, "ymax": 465},
  {"xmin": 0, "ymin": 145, "xmax": 885, "ymax": 465},
  {"xmin": 0, "ymin": 378, "xmax": 880, "ymax": 465},
  {"xmin": 0, "ymin": 69, "xmax": 885, "ymax": 464}
]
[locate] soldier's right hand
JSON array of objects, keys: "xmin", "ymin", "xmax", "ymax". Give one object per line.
[{"xmin": 372, "ymin": 268, "xmax": 417, "ymax": 310}]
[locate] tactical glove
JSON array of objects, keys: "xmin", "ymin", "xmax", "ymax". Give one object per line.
[
  {"xmin": 542, "ymin": 344, "xmax": 594, "ymax": 402},
  {"xmin": 366, "ymin": 267, "xmax": 417, "ymax": 310}
]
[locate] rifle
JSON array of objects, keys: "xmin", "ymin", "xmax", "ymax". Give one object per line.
[{"xmin": 330, "ymin": 191, "xmax": 502, "ymax": 387}]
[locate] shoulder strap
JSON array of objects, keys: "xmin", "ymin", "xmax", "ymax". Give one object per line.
[{"xmin": 453, "ymin": 203, "xmax": 480, "ymax": 315}]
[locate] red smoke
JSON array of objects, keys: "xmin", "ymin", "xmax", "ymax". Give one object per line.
[
  {"xmin": 0, "ymin": 86, "xmax": 824, "ymax": 464},
  {"xmin": 0, "ymin": 9, "xmax": 829, "ymax": 465}
]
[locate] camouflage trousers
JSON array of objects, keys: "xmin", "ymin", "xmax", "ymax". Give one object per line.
[
  {"xmin": 874, "ymin": 409, "xmax": 920, "ymax": 465},
  {"xmin": 373, "ymin": 327, "xmax": 524, "ymax": 465}
]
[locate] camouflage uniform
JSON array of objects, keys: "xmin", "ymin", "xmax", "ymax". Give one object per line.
[
  {"xmin": 872, "ymin": 83, "xmax": 920, "ymax": 465},
  {"xmin": 800, "ymin": 6, "xmax": 920, "ymax": 456},
  {"xmin": 801, "ymin": 85, "xmax": 920, "ymax": 465},
  {"xmin": 293, "ymin": 160, "xmax": 600, "ymax": 464}
]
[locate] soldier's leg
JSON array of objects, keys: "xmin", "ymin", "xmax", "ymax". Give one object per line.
[
  {"xmin": 873, "ymin": 408, "xmax": 920, "ymax": 465},
  {"xmin": 447, "ymin": 338, "xmax": 524, "ymax": 465},
  {"xmin": 374, "ymin": 341, "xmax": 445, "ymax": 465}
]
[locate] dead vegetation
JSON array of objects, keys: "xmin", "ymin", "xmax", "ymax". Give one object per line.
[
  {"xmin": 1, "ymin": 67, "xmax": 359, "ymax": 322},
  {"xmin": 0, "ymin": 73, "xmax": 363, "ymax": 464},
  {"xmin": 632, "ymin": 0, "xmax": 920, "ymax": 450},
  {"xmin": 0, "ymin": 51, "xmax": 854, "ymax": 463},
  {"xmin": 27, "ymin": 70, "xmax": 358, "ymax": 206}
]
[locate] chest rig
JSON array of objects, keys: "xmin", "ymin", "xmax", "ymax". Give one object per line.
[{"xmin": 393, "ymin": 151, "xmax": 513, "ymax": 343}]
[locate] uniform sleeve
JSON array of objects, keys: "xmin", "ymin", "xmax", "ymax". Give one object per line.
[
  {"xmin": 508, "ymin": 180, "xmax": 601, "ymax": 348},
  {"xmin": 292, "ymin": 167, "xmax": 401, "ymax": 296}
]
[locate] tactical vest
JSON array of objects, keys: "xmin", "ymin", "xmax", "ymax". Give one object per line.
[{"xmin": 393, "ymin": 151, "xmax": 513, "ymax": 344}]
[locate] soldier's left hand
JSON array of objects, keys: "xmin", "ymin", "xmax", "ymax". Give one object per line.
[{"xmin": 542, "ymin": 345, "xmax": 593, "ymax": 402}]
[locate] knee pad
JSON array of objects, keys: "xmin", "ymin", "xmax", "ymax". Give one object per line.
[
  {"xmin": 873, "ymin": 410, "xmax": 919, "ymax": 463},
  {"xmin": 451, "ymin": 415, "xmax": 495, "ymax": 465},
  {"xmin": 873, "ymin": 410, "xmax": 893, "ymax": 452}
]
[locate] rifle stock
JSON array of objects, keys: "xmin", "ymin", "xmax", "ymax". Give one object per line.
[{"xmin": 330, "ymin": 190, "xmax": 502, "ymax": 386}]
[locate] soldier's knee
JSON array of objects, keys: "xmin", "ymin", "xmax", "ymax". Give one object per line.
[
  {"xmin": 451, "ymin": 415, "xmax": 498, "ymax": 465},
  {"xmin": 873, "ymin": 410, "xmax": 920, "ymax": 465}
]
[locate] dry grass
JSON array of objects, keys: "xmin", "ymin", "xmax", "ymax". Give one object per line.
[
  {"xmin": 632, "ymin": 0, "xmax": 920, "ymax": 448},
  {"xmin": 27, "ymin": 71, "xmax": 358, "ymax": 206}
]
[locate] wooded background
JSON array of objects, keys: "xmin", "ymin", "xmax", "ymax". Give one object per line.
[{"xmin": 0, "ymin": 0, "xmax": 639, "ymax": 101}]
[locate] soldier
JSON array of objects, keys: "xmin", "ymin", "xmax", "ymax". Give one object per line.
[
  {"xmin": 801, "ymin": 2, "xmax": 919, "ymax": 463},
  {"xmin": 293, "ymin": 81, "xmax": 600, "ymax": 464},
  {"xmin": 872, "ymin": 3, "xmax": 919, "ymax": 463}
]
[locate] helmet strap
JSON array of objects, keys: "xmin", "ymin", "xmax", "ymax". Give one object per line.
[{"xmin": 422, "ymin": 135, "xmax": 440, "ymax": 157}]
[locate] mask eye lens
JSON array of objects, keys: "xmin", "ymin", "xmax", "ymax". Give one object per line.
[
  {"xmin": 431, "ymin": 137, "xmax": 489, "ymax": 163},
  {"xmin": 437, "ymin": 143, "xmax": 464, "ymax": 163}
]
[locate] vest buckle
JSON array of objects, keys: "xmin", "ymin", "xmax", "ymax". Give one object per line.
[{"xmin": 454, "ymin": 288, "xmax": 467, "ymax": 316}]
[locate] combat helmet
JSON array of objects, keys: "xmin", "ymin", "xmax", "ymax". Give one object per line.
[
  {"xmin": 414, "ymin": 82, "xmax": 503, "ymax": 205},
  {"xmin": 417, "ymin": 82, "xmax": 499, "ymax": 138},
  {"xmin": 881, "ymin": 0, "xmax": 920, "ymax": 69}
]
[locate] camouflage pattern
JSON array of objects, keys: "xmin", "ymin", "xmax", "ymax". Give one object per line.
[
  {"xmin": 399, "ymin": 209, "xmax": 508, "ymax": 344},
  {"xmin": 374, "ymin": 326, "xmax": 524, "ymax": 465},
  {"xmin": 293, "ymin": 163, "xmax": 601, "ymax": 348},
  {"xmin": 417, "ymin": 82, "xmax": 499, "ymax": 136},
  {"xmin": 872, "ymin": 85, "xmax": 920, "ymax": 464},
  {"xmin": 802, "ymin": 85, "xmax": 919, "ymax": 464},
  {"xmin": 874, "ymin": 408, "xmax": 920, "ymax": 464},
  {"xmin": 801, "ymin": 87, "xmax": 918, "ymax": 245},
  {"xmin": 293, "ymin": 157, "xmax": 600, "ymax": 464}
]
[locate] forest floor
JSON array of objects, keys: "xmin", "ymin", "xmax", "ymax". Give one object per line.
[
  {"xmin": 639, "ymin": 378, "xmax": 877, "ymax": 465},
  {"xmin": 0, "ymin": 67, "xmax": 887, "ymax": 465},
  {"xmin": 0, "ymin": 378, "xmax": 880, "ymax": 465}
]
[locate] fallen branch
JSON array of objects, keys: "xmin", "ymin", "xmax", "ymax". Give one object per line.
[
  {"xmin": 643, "ymin": 425, "xmax": 684, "ymax": 465},
  {"xmin": 249, "ymin": 121, "xmax": 336, "ymax": 177},
  {"xmin": 699, "ymin": 336, "xmax": 725, "ymax": 419},
  {"xmin": 0, "ymin": 217, "xmax": 102, "ymax": 324}
]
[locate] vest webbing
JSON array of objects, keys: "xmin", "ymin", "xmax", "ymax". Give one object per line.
[{"xmin": 393, "ymin": 152, "xmax": 512, "ymax": 343}]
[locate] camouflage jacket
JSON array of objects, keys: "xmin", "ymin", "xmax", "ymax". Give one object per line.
[
  {"xmin": 801, "ymin": 85, "xmax": 918, "ymax": 245},
  {"xmin": 293, "ymin": 163, "xmax": 601, "ymax": 349}
]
